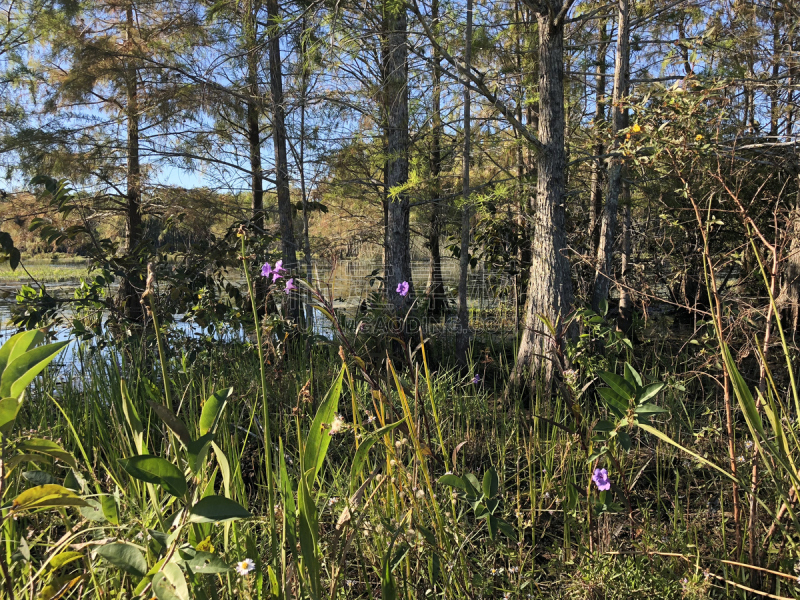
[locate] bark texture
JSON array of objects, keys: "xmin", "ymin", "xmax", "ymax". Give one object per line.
[
  {"xmin": 512, "ymin": 10, "xmax": 574, "ymax": 384},
  {"xmin": 119, "ymin": 3, "xmax": 143, "ymax": 322},
  {"xmin": 588, "ymin": 19, "xmax": 608, "ymax": 257},
  {"xmin": 384, "ymin": 3, "xmax": 412, "ymax": 312},
  {"xmin": 246, "ymin": 0, "xmax": 264, "ymax": 231},
  {"xmin": 426, "ymin": 0, "xmax": 446, "ymax": 316},
  {"xmin": 456, "ymin": 0, "xmax": 472, "ymax": 365},
  {"xmin": 267, "ymin": 0, "xmax": 299, "ymax": 319},
  {"xmin": 591, "ymin": 0, "xmax": 628, "ymax": 313}
]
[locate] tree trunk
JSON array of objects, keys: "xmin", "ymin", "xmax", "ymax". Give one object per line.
[
  {"xmin": 591, "ymin": 0, "xmax": 628, "ymax": 313},
  {"xmin": 589, "ymin": 19, "xmax": 608, "ymax": 257},
  {"xmin": 384, "ymin": 2, "xmax": 412, "ymax": 312},
  {"xmin": 299, "ymin": 16, "xmax": 314, "ymax": 328},
  {"xmin": 617, "ymin": 179, "xmax": 633, "ymax": 334},
  {"xmin": 427, "ymin": 0, "xmax": 446, "ymax": 317},
  {"xmin": 456, "ymin": 0, "xmax": 472, "ymax": 366},
  {"xmin": 246, "ymin": 0, "xmax": 264, "ymax": 231},
  {"xmin": 119, "ymin": 3, "xmax": 143, "ymax": 322},
  {"xmin": 245, "ymin": 0, "xmax": 268, "ymax": 311},
  {"xmin": 267, "ymin": 0, "xmax": 299, "ymax": 320},
  {"xmin": 512, "ymin": 9, "xmax": 574, "ymax": 385}
]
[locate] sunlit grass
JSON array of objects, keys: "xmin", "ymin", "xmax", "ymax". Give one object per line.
[{"xmin": 0, "ymin": 256, "xmax": 91, "ymax": 283}]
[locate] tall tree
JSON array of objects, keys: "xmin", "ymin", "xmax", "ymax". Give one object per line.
[
  {"xmin": 13, "ymin": 0, "xmax": 203, "ymax": 319},
  {"xmin": 384, "ymin": 0, "xmax": 412, "ymax": 312},
  {"xmin": 456, "ymin": 0, "xmax": 472, "ymax": 365},
  {"xmin": 266, "ymin": 0, "xmax": 299, "ymax": 319},
  {"xmin": 588, "ymin": 18, "xmax": 609, "ymax": 257},
  {"xmin": 245, "ymin": 0, "xmax": 265, "ymax": 231},
  {"xmin": 512, "ymin": 0, "xmax": 576, "ymax": 382},
  {"xmin": 426, "ymin": 0, "xmax": 447, "ymax": 316},
  {"xmin": 591, "ymin": 0, "xmax": 629, "ymax": 313}
]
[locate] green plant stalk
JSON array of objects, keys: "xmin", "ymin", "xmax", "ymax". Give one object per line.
[
  {"xmin": 749, "ymin": 232, "xmax": 800, "ymax": 419},
  {"xmin": 147, "ymin": 294, "xmax": 173, "ymax": 412},
  {"xmin": 240, "ymin": 237, "xmax": 277, "ymax": 552},
  {"xmin": 0, "ymin": 432, "xmax": 14, "ymax": 600}
]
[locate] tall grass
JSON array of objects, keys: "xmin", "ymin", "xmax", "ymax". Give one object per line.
[{"xmin": 2, "ymin": 247, "xmax": 800, "ymax": 599}]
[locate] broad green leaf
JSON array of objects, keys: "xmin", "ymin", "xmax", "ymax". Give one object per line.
[
  {"xmin": 96, "ymin": 543, "xmax": 147, "ymax": 578},
  {"xmin": 49, "ymin": 551, "xmax": 83, "ymax": 571},
  {"xmin": 268, "ymin": 565, "xmax": 280, "ymax": 598},
  {"xmin": 199, "ymin": 388, "xmax": 232, "ymax": 436},
  {"xmin": 482, "ymin": 468, "xmax": 498, "ymax": 498},
  {"xmin": 12, "ymin": 484, "xmax": 88, "ymax": 510},
  {"xmin": 0, "ymin": 330, "xmax": 43, "ymax": 376},
  {"xmin": 185, "ymin": 551, "xmax": 230, "ymax": 574},
  {"xmin": 638, "ymin": 382, "xmax": 665, "ymax": 404},
  {"xmin": 17, "ymin": 438, "xmax": 78, "ymax": 469},
  {"xmin": 0, "ymin": 396, "xmax": 21, "ymax": 433},
  {"xmin": 22, "ymin": 471, "xmax": 57, "ymax": 486},
  {"xmin": 79, "ymin": 499, "xmax": 106, "ymax": 521},
  {"xmin": 593, "ymin": 420, "xmax": 616, "ymax": 432},
  {"xmin": 721, "ymin": 342, "xmax": 765, "ymax": 438},
  {"xmin": 496, "ymin": 518, "xmax": 517, "ymax": 541},
  {"xmin": 487, "ymin": 515, "xmax": 497, "ymax": 539},
  {"xmin": 146, "ymin": 400, "xmax": 191, "ymax": 446},
  {"xmin": 0, "ymin": 341, "xmax": 68, "ymax": 398},
  {"xmin": 464, "ymin": 473, "xmax": 481, "ymax": 497},
  {"xmin": 349, "ymin": 419, "xmax": 406, "ymax": 494},
  {"xmin": 635, "ymin": 403, "xmax": 669, "ymax": 415},
  {"xmin": 188, "ymin": 495, "xmax": 251, "ymax": 523},
  {"xmin": 63, "ymin": 469, "xmax": 88, "ymax": 493},
  {"xmin": 211, "ymin": 442, "xmax": 231, "ymax": 498},
  {"xmin": 119, "ymin": 456, "xmax": 187, "ymax": 497},
  {"xmin": 304, "ymin": 365, "xmax": 345, "ymax": 481},
  {"xmin": 187, "ymin": 433, "xmax": 214, "ymax": 475},
  {"xmin": 617, "ymin": 431, "xmax": 632, "ymax": 451},
  {"xmin": 597, "ymin": 388, "xmax": 627, "ymax": 418},
  {"xmin": 624, "ymin": 363, "xmax": 643, "ymax": 389},
  {"xmin": 101, "ymin": 495, "xmax": 119, "ymax": 525},
  {"xmin": 438, "ymin": 474, "xmax": 466, "ymax": 491},
  {"xmin": 152, "ymin": 562, "xmax": 189, "ymax": 600},
  {"xmin": 599, "ymin": 371, "xmax": 635, "ymax": 401}
]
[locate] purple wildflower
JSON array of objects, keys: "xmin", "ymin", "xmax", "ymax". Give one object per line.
[
  {"xmin": 592, "ymin": 468, "xmax": 611, "ymax": 491},
  {"xmin": 396, "ymin": 281, "xmax": 409, "ymax": 297},
  {"xmin": 284, "ymin": 278, "xmax": 296, "ymax": 294},
  {"xmin": 272, "ymin": 259, "xmax": 286, "ymax": 282},
  {"xmin": 261, "ymin": 262, "xmax": 273, "ymax": 278},
  {"xmin": 471, "ymin": 374, "xmax": 481, "ymax": 384}
]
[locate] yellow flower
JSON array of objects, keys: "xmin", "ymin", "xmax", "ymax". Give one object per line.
[
  {"xmin": 695, "ymin": 134, "xmax": 704, "ymax": 141},
  {"xmin": 632, "ymin": 123, "xmax": 641, "ymax": 133}
]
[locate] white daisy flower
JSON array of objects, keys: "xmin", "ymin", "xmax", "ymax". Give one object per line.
[{"xmin": 235, "ymin": 558, "xmax": 256, "ymax": 576}]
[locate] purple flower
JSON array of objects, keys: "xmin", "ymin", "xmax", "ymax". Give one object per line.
[
  {"xmin": 284, "ymin": 278, "xmax": 296, "ymax": 294},
  {"xmin": 592, "ymin": 468, "xmax": 611, "ymax": 491},
  {"xmin": 396, "ymin": 281, "xmax": 409, "ymax": 297},
  {"xmin": 471, "ymin": 374, "xmax": 481, "ymax": 384},
  {"xmin": 272, "ymin": 259, "xmax": 286, "ymax": 282},
  {"xmin": 261, "ymin": 262, "xmax": 273, "ymax": 278}
]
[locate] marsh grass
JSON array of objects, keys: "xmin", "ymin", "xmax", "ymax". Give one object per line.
[
  {"xmin": 2, "ymin": 258, "xmax": 800, "ymax": 599},
  {"xmin": 0, "ymin": 257, "xmax": 91, "ymax": 284}
]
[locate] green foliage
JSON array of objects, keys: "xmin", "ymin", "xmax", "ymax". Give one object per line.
[{"xmin": 440, "ymin": 466, "xmax": 516, "ymax": 541}]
